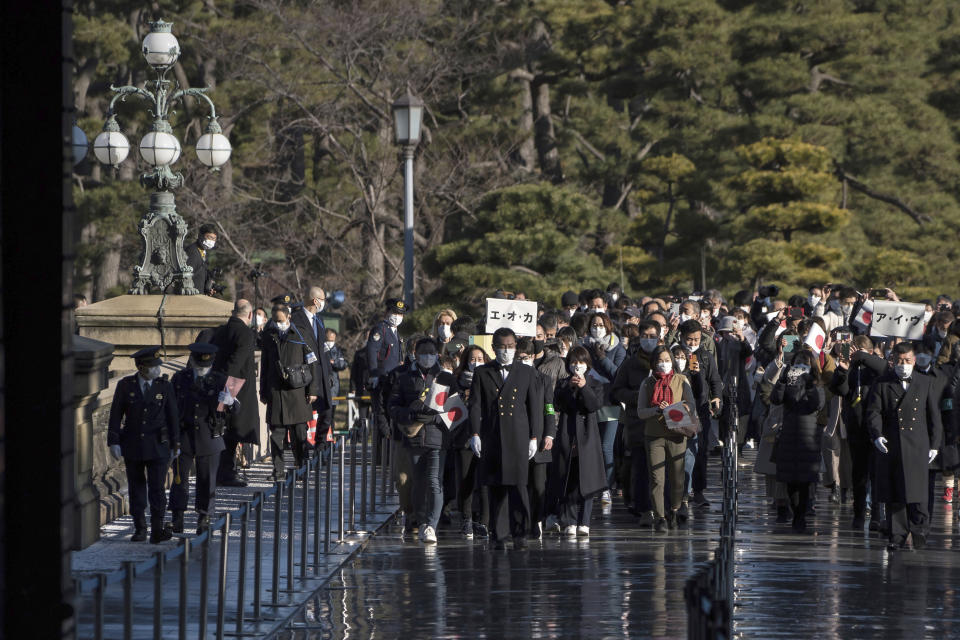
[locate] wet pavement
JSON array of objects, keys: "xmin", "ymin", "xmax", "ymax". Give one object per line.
[{"xmin": 274, "ymin": 449, "xmax": 960, "ymax": 640}]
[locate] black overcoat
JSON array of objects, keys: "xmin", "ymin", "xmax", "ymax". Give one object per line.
[
  {"xmin": 291, "ymin": 308, "xmax": 333, "ymax": 414},
  {"xmin": 771, "ymin": 380, "xmax": 824, "ymax": 484},
  {"xmin": 108, "ymin": 374, "xmax": 179, "ymax": 461},
  {"xmin": 259, "ymin": 324, "xmax": 320, "ymax": 426},
  {"xmin": 171, "ymin": 368, "xmax": 228, "ymax": 457},
  {"xmin": 469, "ymin": 362, "xmax": 544, "ymax": 487},
  {"xmin": 209, "ymin": 316, "xmax": 260, "ymax": 444},
  {"xmin": 548, "ymin": 376, "xmax": 608, "ymax": 502},
  {"xmin": 866, "ymin": 371, "xmax": 944, "ymax": 504}
]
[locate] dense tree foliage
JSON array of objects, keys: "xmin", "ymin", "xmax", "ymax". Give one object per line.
[{"xmin": 73, "ymin": 0, "xmax": 960, "ymax": 339}]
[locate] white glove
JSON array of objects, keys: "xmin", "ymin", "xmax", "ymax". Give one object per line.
[
  {"xmin": 170, "ymin": 448, "xmax": 180, "ymax": 462},
  {"xmin": 218, "ymin": 391, "xmax": 235, "ymax": 406},
  {"xmin": 874, "ymin": 437, "xmax": 888, "ymax": 454},
  {"xmin": 528, "ymin": 439, "xmax": 538, "ymax": 460},
  {"xmin": 110, "ymin": 444, "xmax": 122, "ymax": 459},
  {"xmin": 929, "ymin": 449, "xmax": 938, "ymax": 464},
  {"xmin": 469, "ymin": 435, "xmax": 482, "ymax": 458},
  {"xmin": 370, "ymin": 376, "xmax": 380, "ymax": 389}
]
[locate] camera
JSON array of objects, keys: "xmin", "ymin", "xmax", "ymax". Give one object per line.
[
  {"xmin": 758, "ymin": 284, "xmax": 780, "ymax": 298},
  {"xmin": 208, "ymin": 267, "xmax": 226, "ymax": 295}
]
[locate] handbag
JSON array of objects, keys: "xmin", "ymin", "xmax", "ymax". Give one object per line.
[{"xmin": 277, "ymin": 322, "xmax": 314, "ymax": 390}]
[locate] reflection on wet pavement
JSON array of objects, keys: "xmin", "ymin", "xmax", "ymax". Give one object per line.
[{"xmin": 275, "ymin": 451, "xmax": 960, "ymax": 639}]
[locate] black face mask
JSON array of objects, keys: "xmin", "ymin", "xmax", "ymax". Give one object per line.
[{"xmin": 533, "ymin": 339, "xmax": 545, "ymax": 353}]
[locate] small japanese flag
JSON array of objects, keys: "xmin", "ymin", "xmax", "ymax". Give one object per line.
[
  {"xmin": 439, "ymin": 393, "xmax": 468, "ymax": 430},
  {"xmin": 804, "ymin": 322, "xmax": 826, "ymax": 354},
  {"xmin": 306, "ymin": 411, "xmax": 318, "ymax": 446},
  {"xmin": 663, "ymin": 402, "xmax": 698, "ymax": 436},
  {"xmin": 424, "ymin": 381, "xmax": 450, "ymax": 412},
  {"xmin": 855, "ymin": 300, "xmax": 883, "ymax": 336}
]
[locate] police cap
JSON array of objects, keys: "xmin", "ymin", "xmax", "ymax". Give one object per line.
[
  {"xmin": 131, "ymin": 346, "xmax": 163, "ymax": 367},
  {"xmin": 187, "ymin": 342, "xmax": 218, "ymax": 364},
  {"xmin": 270, "ymin": 293, "xmax": 294, "ymax": 305},
  {"xmin": 386, "ymin": 298, "xmax": 407, "ymax": 314}
]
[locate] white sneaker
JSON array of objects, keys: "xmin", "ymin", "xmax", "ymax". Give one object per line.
[
  {"xmin": 577, "ymin": 526, "xmax": 590, "ymax": 537},
  {"xmin": 746, "ymin": 439, "xmax": 756, "ymax": 449},
  {"xmin": 419, "ymin": 525, "xmax": 437, "ymax": 544},
  {"xmin": 534, "ymin": 521, "xmax": 543, "ymax": 539},
  {"xmin": 562, "ymin": 525, "xmax": 577, "ymax": 537},
  {"xmin": 600, "ymin": 490, "xmax": 612, "ymax": 505},
  {"xmin": 545, "ymin": 515, "xmax": 561, "ymax": 534}
]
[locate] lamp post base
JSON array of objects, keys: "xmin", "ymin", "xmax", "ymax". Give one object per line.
[{"xmin": 128, "ymin": 191, "xmax": 199, "ymax": 295}]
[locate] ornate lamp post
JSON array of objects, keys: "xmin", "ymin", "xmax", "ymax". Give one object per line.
[
  {"xmin": 92, "ymin": 19, "xmax": 231, "ymax": 295},
  {"xmin": 391, "ymin": 90, "xmax": 424, "ymax": 310}
]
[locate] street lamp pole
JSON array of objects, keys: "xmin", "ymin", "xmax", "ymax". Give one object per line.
[
  {"xmin": 391, "ymin": 90, "xmax": 424, "ymax": 310},
  {"xmin": 89, "ymin": 19, "xmax": 232, "ymax": 295}
]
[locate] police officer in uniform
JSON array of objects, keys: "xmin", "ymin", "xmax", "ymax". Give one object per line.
[
  {"xmin": 107, "ymin": 347, "xmax": 179, "ymax": 543},
  {"xmin": 366, "ymin": 298, "xmax": 407, "ymax": 438},
  {"xmin": 169, "ymin": 343, "xmax": 227, "ymax": 535}
]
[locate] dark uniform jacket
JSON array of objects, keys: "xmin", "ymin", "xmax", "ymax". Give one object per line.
[
  {"xmin": 108, "ymin": 374, "xmax": 179, "ymax": 461},
  {"xmin": 209, "ymin": 316, "xmax": 259, "ymax": 444},
  {"xmin": 365, "ymin": 320, "xmax": 403, "ymax": 380},
  {"xmin": 260, "ymin": 323, "xmax": 321, "ymax": 426},
  {"xmin": 866, "ymin": 370, "xmax": 944, "ymax": 504},
  {"xmin": 469, "ymin": 361, "xmax": 544, "ymax": 487},
  {"xmin": 172, "ymin": 368, "xmax": 228, "ymax": 457},
  {"xmin": 291, "ymin": 308, "xmax": 333, "ymax": 413},
  {"xmin": 388, "ymin": 363, "xmax": 450, "ymax": 450},
  {"xmin": 185, "ymin": 242, "xmax": 211, "ymax": 293}
]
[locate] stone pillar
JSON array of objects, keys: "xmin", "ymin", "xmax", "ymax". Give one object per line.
[{"xmin": 72, "ymin": 336, "xmax": 115, "ymax": 549}]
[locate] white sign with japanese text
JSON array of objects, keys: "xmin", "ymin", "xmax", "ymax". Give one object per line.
[
  {"xmin": 869, "ymin": 301, "xmax": 926, "ymax": 340},
  {"xmin": 485, "ymin": 298, "xmax": 538, "ymax": 337}
]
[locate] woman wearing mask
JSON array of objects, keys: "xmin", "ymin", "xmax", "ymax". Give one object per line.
[
  {"xmin": 584, "ymin": 312, "xmax": 627, "ymax": 507},
  {"xmin": 432, "ymin": 308, "xmax": 458, "ymax": 350},
  {"xmin": 556, "ymin": 326, "xmax": 577, "ymax": 359},
  {"xmin": 550, "ymin": 346, "xmax": 607, "ymax": 536},
  {"xmin": 635, "ymin": 346, "xmax": 696, "ymax": 531},
  {"xmin": 770, "ymin": 349, "xmax": 825, "ymax": 533},
  {"xmin": 260, "ymin": 303, "xmax": 321, "ymax": 481},
  {"xmin": 453, "ymin": 346, "xmax": 490, "ymax": 538},
  {"xmin": 671, "ymin": 343, "xmax": 696, "ymax": 516}
]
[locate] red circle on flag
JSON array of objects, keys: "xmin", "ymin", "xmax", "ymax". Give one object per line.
[
  {"xmin": 815, "ymin": 335, "xmax": 824, "ymax": 349},
  {"xmin": 448, "ymin": 407, "xmax": 463, "ymax": 421},
  {"xmin": 435, "ymin": 391, "xmax": 448, "ymax": 406},
  {"xmin": 862, "ymin": 311, "xmax": 872, "ymax": 324},
  {"xmin": 668, "ymin": 409, "xmax": 685, "ymax": 422}
]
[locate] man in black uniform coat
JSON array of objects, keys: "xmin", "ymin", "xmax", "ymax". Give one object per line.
[
  {"xmin": 291, "ymin": 286, "xmax": 334, "ymax": 457},
  {"xmin": 107, "ymin": 347, "xmax": 179, "ymax": 543},
  {"xmin": 170, "ymin": 343, "xmax": 228, "ymax": 535},
  {"xmin": 866, "ymin": 341, "xmax": 943, "ymax": 550},
  {"xmin": 468, "ymin": 328, "xmax": 544, "ymax": 549},
  {"xmin": 210, "ymin": 299, "xmax": 259, "ymax": 487},
  {"xmin": 185, "ymin": 223, "xmax": 218, "ymax": 295}
]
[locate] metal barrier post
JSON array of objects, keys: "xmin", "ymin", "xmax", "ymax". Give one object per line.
[
  {"xmin": 153, "ymin": 551, "xmax": 165, "ymax": 640},
  {"xmin": 349, "ymin": 427, "xmax": 358, "ymax": 531},
  {"xmin": 370, "ymin": 431, "xmax": 379, "ymax": 515},
  {"xmin": 94, "ymin": 574, "xmax": 105, "ymax": 640},
  {"xmin": 301, "ymin": 461, "xmax": 309, "ymax": 579},
  {"xmin": 235, "ymin": 504, "xmax": 249, "ymax": 634},
  {"xmin": 199, "ymin": 530, "xmax": 210, "ymax": 640},
  {"xmin": 286, "ymin": 474, "xmax": 295, "ymax": 592},
  {"xmin": 338, "ymin": 433, "xmax": 346, "ymax": 542},
  {"xmin": 324, "ymin": 444, "xmax": 333, "ymax": 554},
  {"xmin": 360, "ymin": 417, "xmax": 369, "ymax": 525},
  {"xmin": 216, "ymin": 513, "xmax": 231, "ymax": 640},
  {"xmin": 380, "ymin": 436, "xmax": 389, "ymax": 504},
  {"xmin": 179, "ymin": 538, "xmax": 190, "ymax": 640},
  {"xmin": 253, "ymin": 493, "xmax": 263, "ymax": 620},
  {"xmin": 313, "ymin": 456, "xmax": 322, "ymax": 571},
  {"xmin": 271, "ymin": 484, "xmax": 282, "ymax": 605},
  {"xmin": 123, "ymin": 561, "xmax": 134, "ymax": 640}
]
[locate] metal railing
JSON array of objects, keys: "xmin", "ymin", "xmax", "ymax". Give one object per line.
[
  {"xmin": 684, "ymin": 428, "xmax": 738, "ymax": 640},
  {"xmin": 74, "ymin": 394, "xmax": 394, "ymax": 640}
]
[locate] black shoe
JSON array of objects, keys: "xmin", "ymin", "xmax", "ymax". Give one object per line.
[
  {"xmin": 493, "ymin": 538, "xmax": 506, "ymax": 550},
  {"xmin": 150, "ymin": 526, "xmax": 173, "ymax": 544},
  {"xmin": 709, "ymin": 446, "xmax": 722, "ymax": 457},
  {"xmin": 776, "ymin": 506, "xmax": 791, "ymax": 523},
  {"xmin": 473, "ymin": 522, "xmax": 489, "ymax": 538},
  {"xmin": 887, "ymin": 536, "xmax": 905, "ymax": 551},
  {"xmin": 196, "ymin": 514, "xmax": 210, "ymax": 536},
  {"xmin": 513, "ymin": 535, "xmax": 528, "ymax": 550},
  {"xmin": 654, "ymin": 518, "xmax": 667, "ymax": 532},
  {"xmin": 852, "ymin": 516, "xmax": 865, "ymax": 530},
  {"xmin": 666, "ymin": 511, "xmax": 678, "ymax": 529},
  {"xmin": 171, "ymin": 510, "xmax": 185, "ymax": 534},
  {"xmin": 912, "ymin": 532, "xmax": 927, "ymax": 550},
  {"xmin": 829, "ymin": 487, "xmax": 840, "ymax": 504},
  {"xmin": 692, "ymin": 492, "xmax": 710, "ymax": 508},
  {"xmin": 131, "ymin": 528, "xmax": 148, "ymax": 542},
  {"xmin": 220, "ymin": 475, "xmax": 248, "ymax": 487},
  {"xmin": 868, "ymin": 519, "xmax": 881, "ymax": 532}
]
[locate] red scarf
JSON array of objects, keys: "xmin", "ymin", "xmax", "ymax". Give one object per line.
[{"xmin": 651, "ymin": 371, "xmax": 674, "ymax": 406}]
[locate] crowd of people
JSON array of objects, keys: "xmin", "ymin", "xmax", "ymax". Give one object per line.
[{"xmin": 105, "ymin": 279, "xmax": 958, "ymax": 553}]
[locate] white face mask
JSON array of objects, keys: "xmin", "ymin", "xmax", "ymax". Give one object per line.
[
  {"xmin": 559, "ymin": 345, "xmax": 569, "ymax": 358},
  {"xmin": 570, "ymin": 363, "xmax": 587, "ymax": 376},
  {"xmin": 680, "ymin": 314, "xmax": 692, "ymax": 323},
  {"xmin": 388, "ymin": 314, "xmax": 403, "ymax": 328},
  {"xmin": 417, "ymin": 354, "xmax": 438, "ymax": 369},
  {"xmin": 276, "ymin": 321, "xmax": 290, "ymax": 332},
  {"xmin": 495, "ymin": 348, "xmax": 515, "ymax": 366},
  {"xmin": 656, "ymin": 361, "xmax": 673, "ymax": 375},
  {"xmin": 687, "ymin": 342, "xmax": 700, "ymax": 353},
  {"xmin": 712, "ymin": 308, "xmax": 720, "ymax": 317},
  {"xmin": 808, "ymin": 295, "xmax": 821, "ymax": 308},
  {"xmin": 194, "ymin": 366, "xmax": 212, "ymax": 377},
  {"xmin": 915, "ymin": 354, "xmax": 933, "ymax": 368},
  {"xmin": 520, "ymin": 358, "xmax": 535, "ymax": 367},
  {"xmin": 610, "ymin": 293, "xmax": 619, "ymax": 302},
  {"xmin": 675, "ymin": 358, "xmax": 687, "ymax": 372},
  {"xmin": 255, "ymin": 315, "xmax": 266, "ymax": 327},
  {"xmin": 590, "ymin": 307, "xmax": 605, "ymax": 315},
  {"xmin": 639, "ymin": 338, "xmax": 658, "ymax": 353},
  {"xmin": 314, "ymin": 299, "xmax": 325, "ymax": 312},
  {"xmin": 202, "ymin": 238, "xmax": 215, "ymax": 250},
  {"xmin": 438, "ymin": 324, "xmax": 452, "ymax": 340},
  {"xmin": 938, "ymin": 327, "xmax": 948, "ymax": 339},
  {"xmin": 323, "ymin": 341, "xmax": 335, "ymax": 351},
  {"xmin": 700, "ymin": 314, "xmax": 712, "ymax": 325},
  {"xmin": 590, "ymin": 326, "xmax": 607, "ymax": 341},
  {"xmin": 841, "ymin": 304, "xmax": 854, "ymax": 316},
  {"xmin": 142, "ymin": 365, "xmax": 162, "ymax": 380},
  {"xmin": 895, "ymin": 363, "xmax": 914, "ymax": 380},
  {"xmin": 923, "ymin": 311, "xmax": 933, "ymax": 324},
  {"xmin": 660, "ymin": 326, "xmax": 668, "ymax": 339},
  {"xmin": 468, "ymin": 361, "xmax": 481, "ymax": 372}
]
